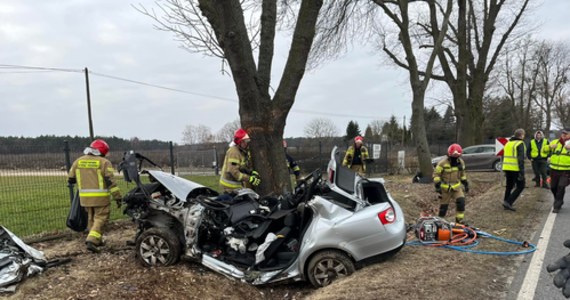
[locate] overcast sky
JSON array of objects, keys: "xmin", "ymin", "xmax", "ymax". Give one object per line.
[{"xmin": 0, "ymin": 0, "xmax": 568, "ymax": 144}]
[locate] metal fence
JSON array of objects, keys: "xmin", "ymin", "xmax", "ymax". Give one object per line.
[{"xmin": 0, "ymin": 139, "xmax": 425, "ymax": 239}]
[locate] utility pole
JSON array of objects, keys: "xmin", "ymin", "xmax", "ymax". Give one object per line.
[{"xmin": 84, "ymin": 67, "xmax": 94, "ymax": 139}]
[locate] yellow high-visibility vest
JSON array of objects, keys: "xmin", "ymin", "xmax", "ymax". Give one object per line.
[
  {"xmin": 502, "ymin": 140, "xmax": 525, "ymax": 171},
  {"xmin": 549, "ymin": 140, "xmax": 570, "ymax": 171}
]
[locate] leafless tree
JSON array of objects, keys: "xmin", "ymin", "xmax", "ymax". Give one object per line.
[
  {"xmin": 535, "ymin": 41, "xmax": 570, "ymax": 135},
  {"xmin": 137, "ymin": 1, "xmax": 366, "ymax": 194},
  {"xmin": 215, "ymin": 119, "xmax": 241, "ymax": 143},
  {"xmin": 426, "ymin": 0, "xmax": 532, "ymax": 145},
  {"xmin": 554, "ymin": 91, "xmax": 570, "ymax": 129},
  {"xmin": 303, "ymin": 118, "xmax": 339, "ymax": 139},
  {"xmin": 367, "ymin": 119, "xmax": 384, "ymax": 138},
  {"xmin": 495, "ymin": 39, "xmax": 570, "ymax": 136},
  {"xmin": 496, "ymin": 38, "xmax": 541, "ymax": 131},
  {"xmin": 372, "ymin": 0, "xmax": 454, "ymax": 179},
  {"xmin": 182, "ymin": 124, "xmax": 214, "ymax": 145}
]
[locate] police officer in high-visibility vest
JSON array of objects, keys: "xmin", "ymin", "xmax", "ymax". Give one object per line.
[
  {"xmin": 502, "ymin": 128, "xmax": 526, "ymax": 211},
  {"xmin": 433, "ymin": 143, "xmax": 469, "ymax": 224},
  {"xmin": 342, "ymin": 136, "xmax": 369, "ymax": 177},
  {"xmin": 548, "ymin": 128, "xmax": 570, "ymax": 213},
  {"xmin": 219, "ymin": 128, "xmax": 261, "ymax": 194},
  {"xmin": 68, "ymin": 139, "xmax": 122, "ymax": 253},
  {"xmin": 527, "ymin": 130, "xmax": 550, "ymax": 188}
]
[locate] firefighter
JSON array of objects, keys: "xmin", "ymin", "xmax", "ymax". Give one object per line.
[
  {"xmin": 502, "ymin": 128, "xmax": 526, "ymax": 211},
  {"xmin": 548, "ymin": 128, "xmax": 570, "ymax": 213},
  {"xmin": 67, "ymin": 139, "xmax": 122, "ymax": 253},
  {"xmin": 219, "ymin": 128, "xmax": 261, "ymax": 194},
  {"xmin": 342, "ymin": 136, "xmax": 369, "ymax": 177},
  {"xmin": 433, "ymin": 143, "xmax": 469, "ymax": 224},
  {"xmin": 527, "ymin": 130, "xmax": 550, "ymax": 188},
  {"xmin": 283, "ymin": 140, "xmax": 301, "ymax": 183},
  {"xmin": 547, "ymin": 239, "xmax": 570, "ymax": 297}
]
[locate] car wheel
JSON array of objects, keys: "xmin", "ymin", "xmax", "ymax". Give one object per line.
[
  {"xmin": 493, "ymin": 160, "xmax": 502, "ymax": 172},
  {"xmin": 307, "ymin": 250, "xmax": 355, "ymax": 287},
  {"xmin": 136, "ymin": 227, "xmax": 181, "ymax": 267}
]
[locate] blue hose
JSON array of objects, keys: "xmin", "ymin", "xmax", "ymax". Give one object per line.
[{"xmin": 406, "ymin": 230, "xmax": 537, "ymax": 255}]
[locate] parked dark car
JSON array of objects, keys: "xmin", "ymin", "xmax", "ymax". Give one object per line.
[{"xmin": 432, "ymin": 144, "xmax": 501, "ymax": 171}]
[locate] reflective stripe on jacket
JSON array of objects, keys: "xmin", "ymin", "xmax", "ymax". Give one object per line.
[
  {"xmin": 503, "ymin": 140, "xmax": 525, "ymax": 172},
  {"xmin": 433, "ymin": 157, "xmax": 467, "ymax": 191},
  {"xmin": 219, "ymin": 146, "xmax": 251, "ymax": 191},
  {"xmin": 549, "ymin": 140, "xmax": 570, "ymax": 171},
  {"xmin": 68, "ymin": 154, "xmax": 121, "ymax": 207},
  {"xmin": 342, "ymin": 145, "xmax": 369, "ymax": 170}
]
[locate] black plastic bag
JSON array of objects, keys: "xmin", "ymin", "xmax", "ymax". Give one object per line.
[{"xmin": 66, "ymin": 190, "xmax": 87, "ymax": 232}]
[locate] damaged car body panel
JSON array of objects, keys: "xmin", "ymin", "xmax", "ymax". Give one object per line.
[
  {"xmin": 0, "ymin": 226, "xmax": 47, "ymax": 293},
  {"xmin": 119, "ymin": 147, "xmax": 406, "ymax": 287}
]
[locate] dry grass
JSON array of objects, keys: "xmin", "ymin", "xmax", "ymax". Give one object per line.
[{"xmin": 5, "ymin": 172, "xmax": 550, "ymax": 300}]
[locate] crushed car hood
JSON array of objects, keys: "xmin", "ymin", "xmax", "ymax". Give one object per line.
[
  {"xmin": 148, "ymin": 170, "xmax": 216, "ymax": 201},
  {"xmin": 0, "ymin": 226, "xmax": 47, "ymax": 292}
]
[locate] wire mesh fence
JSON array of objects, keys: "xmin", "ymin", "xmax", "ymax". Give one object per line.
[{"xmin": 0, "ymin": 139, "xmax": 424, "ymax": 239}]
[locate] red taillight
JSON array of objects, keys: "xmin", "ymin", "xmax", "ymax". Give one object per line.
[
  {"xmin": 378, "ymin": 207, "xmax": 396, "ymax": 224},
  {"xmin": 328, "ymin": 169, "xmax": 335, "ymax": 183}
]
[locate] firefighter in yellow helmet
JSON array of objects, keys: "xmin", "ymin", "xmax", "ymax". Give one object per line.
[
  {"xmin": 342, "ymin": 136, "xmax": 369, "ymax": 177},
  {"xmin": 67, "ymin": 139, "xmax": 122, "ymax": 253},
  {"xmin": 502, "ymin": 128, "xmax": 526, "ymax": 211},
  {"xmin": 433, "ymin": 143, "xmax": 469, "ymax": 224},
  {"xmin": 219, "ymin": 128, "xmax": 261, "ymax": 194}
]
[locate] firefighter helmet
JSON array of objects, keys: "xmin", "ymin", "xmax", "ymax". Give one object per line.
[
  {"xmin": 354, "ymin": 136, "xmax": 364, "ymax": 143},
  {"xmin": 233, "ymin": 128, "xmax": 250, "ymax": 144},
  {"xmin": 90, "ymin": 139, "xmax": 110, "ymax": 156},
  {"xmin": 447, "ymin": 143, "xmax": 462, "ymax": 158}
]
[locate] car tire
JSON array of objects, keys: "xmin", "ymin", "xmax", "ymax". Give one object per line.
[
  {"xmin": 136, "ymin": 227, "xmax": 181, "ymax": 267},
  {"xmin": 493, "ymin": 160, "xmax": 502, "ymax": 172},
  {"xmin": 307, "ymin": 250, "xmax": 355, "ymax": 287}
]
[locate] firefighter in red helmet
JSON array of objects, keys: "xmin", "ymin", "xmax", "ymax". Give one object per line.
[
  {"xmin": 67, "ymin": 139, "xmax": 122, "ymax": 253},
  {"xmin": 219, "ymin": 128, "xmax": 261, "ymax": 193},
  {"xmin": 342, "ymin": 136, "xmax": 369, "ymax": 177},
  {"xmin": 433, "ymin": 143, "xmax": 469, "ymax": 224}
]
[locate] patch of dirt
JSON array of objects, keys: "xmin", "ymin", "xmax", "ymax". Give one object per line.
[{"xmin": 4, "ymin": 173, "xmax": 550, "ymax": 300}]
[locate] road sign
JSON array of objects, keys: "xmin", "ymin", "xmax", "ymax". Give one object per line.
[
  {"xmin": 372, "ymin": 144, "xmax": 381, "ymax": 159},
  {"xmin": 495, "ymin": 137, "xmax": 508, "ymax": 156}
]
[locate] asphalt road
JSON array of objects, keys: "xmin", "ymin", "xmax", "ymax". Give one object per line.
[{"xmin": 508, "ymin": 188, "xmax": 570, "ymax": 300}]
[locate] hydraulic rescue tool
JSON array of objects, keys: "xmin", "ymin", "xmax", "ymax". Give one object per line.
[{"xmin": 409, "ymin": 216, "xmax": 536, "ymax": 255}]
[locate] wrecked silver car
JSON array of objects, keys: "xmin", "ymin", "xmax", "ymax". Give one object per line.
[{"xmin": 119, "ymin": 146, "xmax": 406, "ymax": 287}]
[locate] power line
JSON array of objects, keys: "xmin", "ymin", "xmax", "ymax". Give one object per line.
[
  {"xmin": 0, "ymin": 63, "xmax": 397, "ymax": 121},
  {"xmin": 0, "ymin": 64, "xmax": 83, "ymax": 73},
  {"xmin": 88, "ymin": 71, "xmax": 237, "ymax": 104}
]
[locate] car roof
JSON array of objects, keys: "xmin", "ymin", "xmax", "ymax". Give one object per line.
[{"xmin": 464, "ymin": 144, "xmax": 494, "ymax": 148}]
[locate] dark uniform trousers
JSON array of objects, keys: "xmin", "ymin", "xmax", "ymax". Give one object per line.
[{"xmin": 550, "ymin": 169, "xmax": 570, "ymax": 210}]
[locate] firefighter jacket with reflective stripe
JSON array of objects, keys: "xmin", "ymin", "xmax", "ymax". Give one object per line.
[
  {"xmin": 286, "ymin": 153, "xmax": 301, "ymax": 178},
  {"xmin": 502, "ymin": 139, "xmax": 525, "ymax": 172},
  {"xmin": 433, "ymin": 157, "xmax": 467, "ymax": 191},
  {"xmin": 219, "ymin": 145, "xmax": 252, "ymax": 191},
  {"xmin": 342, "ymin": 145, "xmax": 369, "ymax": 170},
  {"xmin": 528, "ymin": 138, "xmax": 549, "ymax": 159},
  {"xmin": 549, "ymin": 140, "xmax": 570, "ymax": 171},
  {"xmin": 68, "ymin": 154, "xmax": 121, "ymax": 207}
]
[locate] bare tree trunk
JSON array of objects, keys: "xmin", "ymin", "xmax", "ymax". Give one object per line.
[
  {"xmin": 373, "ymin": 0, "xmax": 453, "ymax": 180},
  {"xmin": 411, "ymin": 89, "xmax": 433, "ymax": 178}
]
